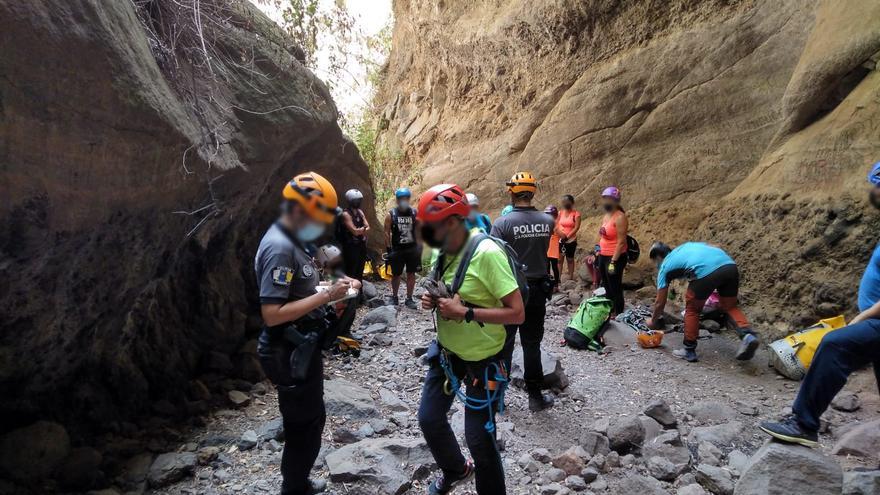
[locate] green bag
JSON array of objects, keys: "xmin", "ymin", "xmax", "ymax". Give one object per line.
[{"xmin": 564, "ymin": 296, "xmax": 612, "ymax": 352}]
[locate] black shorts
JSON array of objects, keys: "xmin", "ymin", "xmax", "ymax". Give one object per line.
[
  {"xmin": 560, "ymin": 240, "xmax": 577, "ymax": 259},
  {"xmin": 389, "ymin": 247, "xmax": 422, "ymax": 276}
]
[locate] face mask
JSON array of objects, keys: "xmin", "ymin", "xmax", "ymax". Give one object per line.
[
  {"xmin": 467, "ymin": 211, "xmax": 477, "ymax": 221},
  {"xmin": 603, "ymin": 204, "xmax": 615, "ymax": 213},
  {"xmin": 350, "ymin": 201, "xmax": 361, "ymax": 209},
  {"xmin": 562, "ymin": 204, "xmax": 572, "ymax": 210},
  {"xmin": 398, "ymin": 200, "xmax": 410, "ymax": 211},
  {"xmin": 871, "ymin": 189, "xmax": 880, "ymax": 210},
  {"xmin": 296, "ymin": 222, "xmax": 325, "ymax": 242}
]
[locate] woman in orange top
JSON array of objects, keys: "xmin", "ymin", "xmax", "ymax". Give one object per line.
[
  {"xmin": 558, "ymin": 195, "xmax": 581, "ymax": 281},
  {"xmin": 587, "ymin": 186, "xmax": 629, "ymax": 316},
  {"xmin": 544, "ymin": 205, "xmax": 561, "ymax": 289}
]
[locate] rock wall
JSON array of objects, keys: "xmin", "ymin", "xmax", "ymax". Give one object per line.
[
  {"xmin": 0, "ymin": 0, "xmax": 376, "ymax": 435},
  {"xmin": 376, "ymin": 0, "xmax": 880, "ymax": 330}
]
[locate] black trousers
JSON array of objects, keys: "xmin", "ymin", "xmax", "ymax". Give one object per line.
[
  {"xmin": 597, "ymin": 255, "xmax": 627, "ymax": 315},
  {"xmin": 342, "ymin": 242, "xmax": 367, "ymax": 281},
  {"xmin": 793, "ymin": 318, "xmax": 880, "ymax": 433},
  {"xmin": 418, "ymin": 345, "xmax": 506, "ymax": 495},
  {"xmin": 259, "ymin": 331, "xmax": 326, "ymax": 495},
  {"xmin": 503, "ymin": 280, "xmax": 548, "ymax": 392},
  {"xmin": 549, "ymin": 258, "xmax": 560, "ymax": 287}
]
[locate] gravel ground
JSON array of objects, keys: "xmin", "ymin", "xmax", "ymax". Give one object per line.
[{"xmin": 150, "ymin": 280, "xmax": 880, "ymax": 495}]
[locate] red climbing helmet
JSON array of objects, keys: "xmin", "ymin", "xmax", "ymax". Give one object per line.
[{"xmin": 416, "ymin": 184, "xmax": 470, "ymax": 223}]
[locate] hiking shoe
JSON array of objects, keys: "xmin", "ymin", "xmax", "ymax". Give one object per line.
[
  {"xmin": 427, "ymin": 460, "xmax": 475, "ymax": 494},
  {"xmin": 386, "ymin": 296, "xmax": 399, "ymax": 306},
  {"xmin": 759, "ymin": 416, "xmax": 818, "ymax": 447},
  {"xmin": 736, "ymin": 333, "xmax": 759, "ymax": 361},
  {"xmin": 672, "ymin": 348, "xmax": 698, "ymax": 362},
  {"xmin": 528, "ymin": 392, "xmax": 555, "ymax": 412},
  {"xmin": 404, "ymin": 297, "xmax": 418, "ymax": 309}
]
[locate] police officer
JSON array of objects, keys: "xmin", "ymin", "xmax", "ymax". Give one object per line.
[
  {"xmin": 255, "ymin": 172, "xmax": 359, "ymax": 495},
  {"xmin": 491, "ymin": 172, "xmax": 556, "ymax": 412},
  {"xmin": 384, "ymin": 187, "xmax": 421, "ymax": 308}
]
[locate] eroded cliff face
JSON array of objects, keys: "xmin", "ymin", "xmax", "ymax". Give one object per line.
[
  {"xmin": 377, "ymin": 0, "xmax": 880, "ymax": 331},
  {"xmin": 0, "ymin": 0, "xmax": 376, "ymax": 434}
]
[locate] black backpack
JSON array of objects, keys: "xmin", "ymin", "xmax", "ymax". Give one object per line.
[
  {"xmin": 626, "ymin": 235, "xmax": 640, "ymax": 263},
  {"xmin": 434, "ymin": 232, "xmax": 530, "ymax": 305}
]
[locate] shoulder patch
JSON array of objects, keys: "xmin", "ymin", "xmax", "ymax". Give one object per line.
[
  {"xmin": 272, "ymin": 266, "xmax": 294, "ymax": 286},
  {"xmin": 302, "ymin": 263, "xmax": 314, "ymax": 278}
]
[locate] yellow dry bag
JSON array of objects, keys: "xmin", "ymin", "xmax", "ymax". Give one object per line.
[{"xmin": 768, "ymin": 315, "xmax": 847, "ymax": 380}]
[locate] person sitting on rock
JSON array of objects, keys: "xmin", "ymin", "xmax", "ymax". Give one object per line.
[
  {"xmin": 417, "ymin": 183, "xmax": 525, "ymax": 495},
  {"xmin": 760, "ymin": 161, "xmax": 880, "ymax": 448},
  {"xmin": 646, "ymin": 241, "xmax": 758, "ymax": 363}
]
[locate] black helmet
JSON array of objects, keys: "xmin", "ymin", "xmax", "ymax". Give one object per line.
[{"xmin": 649, "ymin": 241, "xmax": 672, "ymax": 261}]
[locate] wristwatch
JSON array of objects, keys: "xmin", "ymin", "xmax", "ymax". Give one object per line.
[{"xmin": 464, "ymin": 307, "xmax": 475, "ymax": 323}]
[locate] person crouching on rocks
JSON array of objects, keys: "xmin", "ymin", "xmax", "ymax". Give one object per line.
[
  {"xmin": 759, "ymin": 161, "xmax": 880, "ymax": 448},
  {"xmin": 254, "ymin": 172, "xmax": 359, "ymax": 495},
  {"xmin": 417, "ymin": 183, "xmax": 525, "ymax": 495},
  {"xmin": 646, "ymin": 241, "xmax": 758, "ymax": 363}
]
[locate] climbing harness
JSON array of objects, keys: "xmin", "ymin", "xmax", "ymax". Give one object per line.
[{"xmin": 438, "ymin": 349, "xmax": 508, "ymax": 434}]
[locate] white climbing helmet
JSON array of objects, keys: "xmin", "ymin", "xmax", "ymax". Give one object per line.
[
  {"xmin": 465, "ymin": 193, "xmax": 480, "ymax": 207},
  {"xmin": 315, "ymin": 244, "xmax": 342, "ymax": 267},
  {"xmin": 345, "ymin": 189, "xmax": 364, "ymax": 203}
]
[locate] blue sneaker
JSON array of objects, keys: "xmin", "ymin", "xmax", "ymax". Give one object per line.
[
  {"xmin": 760, "ymin": 416, "xmax": 818, "ymax": 447},
  {"xmin": 736, "ymin": 333, "xmax": 759, "ymax": 361}
]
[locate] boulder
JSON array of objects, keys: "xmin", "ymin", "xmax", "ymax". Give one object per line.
[
  {"xmin": 379, "ymin": 388, "xmax": 409, "ymax": 412},
  {"xmin": 0, "ymin": 421, "xmax": 71, "ymax": 482},
  {"xmin": 325, "ymin": 379, "xmax": 379, "ymax": 419},
  {"xmin": 689, "ymin": 422, "xmax": 744, "ymax": 449},
  {"xmin": 678, "ymin": 484, "xmax": 711, "ymax": 495},
  {"xmin": 686, "ymin": 401, "xmax": 737, "ymax": 425},
  {"xmin": 362, "ymin": 306, "xmax": 398, "ymax": 327},
  {"xmin": 640, "ymin": 416, "xmax": 664, "ymax": 442},
  {"xmin": 551, "ymin": 450, "xmax": 585, "ymax": 476},
  {"xmin": 843, "ymin": 470, "xmax": 880, "ymax": 495},
  {"xmin": 832, "ymin": 419, "xmax": 880, "ymax": 457},
  {"xmin": 325, "ymin": 438, "xmax": 435, "ymax": 495},
  {"xmin": 695, "ymin": 464, "xmax": 734, "ymax": 495},
  {"xmin": 618, "ymin": 474, "xmax": 669, "ymax": 495},
  {"xmin": 581, "ymin": 432, "xmax": 611, "ymax": 456},
  {"xmin": 510, "ymin": 348, "xmax": 569, "ymax": 390},
  {"xmin": 362, "ymin": 280, "xmax": 379, "ymax": 299},
  {"xmin": 648, "ymin": 456, "xmax": 679, "ymax": 481},
  {"xmin": 147, "ymin": 452, "xmax": 198, "ymax": 488},
  {"xmin": 257, "ymin": 417, "xmax": 284, "ymax": 442},
  {"xmin": 591, "ymin": 417, "xmax": 610, "ymax": 435},
  {"xmin": 831, "ymin": 392, "xmax": 861, "ymax": 412},
  {"xmin": 607, "ymin": 416, "xmax": 645, "ymax": 454},
  {"xmin": 56, "ymin": 447, "xmax": 103, "ymax": 491},
  {"xmin": 645, "ymin": 399, "xmax": 678, "ymax": 428},
  {"xmin": 734, "ymin": 442, "xmax": 842, "ymax": 495}
]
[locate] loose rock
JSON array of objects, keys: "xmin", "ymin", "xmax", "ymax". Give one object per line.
[
  {"xmin": 843, "ymin": 470, "xmax": 880, "ymax": 495},
  {"xmin": 325, "ymin": 379, "xmax": 379, "ymax": 419},
  {"xmin": 832, "ymin": 419, "xmax": 880, "ymax": 457},
  {"xmin": 147, "ymin": 452, "xmax": 197, "ymax": 488},
  {"xmin": 361, "ymin": 306, "xmax": 398, "ymax": 327},
  {"xmin": 648, "ymin": 456, "xmax": 678, "ymax": 481},
  {"xmin": 227, "ymin": 390, "xmax": 250, "ymax": 407},
  {"xmin": 580, "ymin": 432, "xmax": 611, "ymax": 456},
  {"xmin": 511, "ymin": 348, "xmax": 569, "ymax": 390},
  {"xmin": 689, "ymin": 422, "xmax": 743, "ymax": 449},
  {"xmin": 831, "ymin": 392, "xmax": 861, "ymax": 412},
  {"xmin": 735, "ymin": 442, "xmax": 842, "ymax": 495},
  {"xmin": 618, "ymin": 474, "xmax": 669, "ymax": 495},
  {"xmin": 645, "ymin": 399, "xmax": 678, "ymax": 428},
  {"xmin": 607, "ymin": 416, "xmax": 645, "ymax": 454},
  {"xmin": 325, "ymin": 438, "xmax": 434, "ymax": 495},
  {"xmin": 565, "ymin": 474, "xmax": 588, "ymax": 491},
  {"xmin": 695, "ymin": 464, "xmax": 734, "ymax": 495},
  {"xmin": 0, "ymin": 421, "xmax": 71, "ymax": 482},
  {"xmin": 552, "ymin": 450, "xmax": 585, "ymax": 476},
  {"xmin": 686, "ymin": 401, "xmax": 737, "ymax": 425}
]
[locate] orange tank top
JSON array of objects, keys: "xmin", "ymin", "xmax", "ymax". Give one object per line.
[
  {"xmin": 547, "ymin": 220, "xmax": 561, "ymax": 259},
  {"xmin": 599, "ymin": 211, "xmax": 626, "ymax": 256}
]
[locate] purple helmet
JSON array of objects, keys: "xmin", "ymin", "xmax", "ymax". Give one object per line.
[
  {"xmin": 601, "ymin": 186, "xmax": 621, "ymax": 200},
  {"xmin": 544, "ymin": 205, "xmax": 558, "ymax": 216}
]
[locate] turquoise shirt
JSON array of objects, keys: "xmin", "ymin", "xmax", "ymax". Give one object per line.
[{"xmin": 656, "ymin": 242, "xmax": 735, "ymax": 289}]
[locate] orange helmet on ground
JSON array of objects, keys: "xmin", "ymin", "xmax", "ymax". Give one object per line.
[
  {"xmin": 282, "ymin": 172, "xmax": 338, "ymax": 223},
  {"xmin": 507, "ymin": 172, "xmax": 537, "ymax": 194},
  {"xmin": 416, "ymin": 184, "xmax": 470, "ymax": 223}
]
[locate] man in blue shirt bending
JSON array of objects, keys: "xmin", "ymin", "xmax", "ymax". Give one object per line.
[
  {"xmin": 646, "ymin": 242, "xmax": 758, "ymax": 363},
  {"xmin": 760, "ymin": 161, "xmax": 880, "ymax": 447}
]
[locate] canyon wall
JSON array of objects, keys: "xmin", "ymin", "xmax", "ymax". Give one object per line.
[
  {"xmin": 0, "ymin": 0, "xmax": 376, "ymax": 435},
  {"xmin": 376, "ymin": 0, "xmax": 880, "ymax": 331}
]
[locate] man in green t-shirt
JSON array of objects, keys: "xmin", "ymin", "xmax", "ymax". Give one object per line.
[{"xmin": 416, "ymin": 184, "xmax": 525, "ymax": 495}]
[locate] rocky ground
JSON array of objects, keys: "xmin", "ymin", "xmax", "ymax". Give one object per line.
[{"xmin": 6, "ymin": 279, "xmax": 880, "ymax": 495}]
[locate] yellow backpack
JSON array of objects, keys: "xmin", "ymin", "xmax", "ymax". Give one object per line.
[{"xmin": 769, "ymin": 315, "xmax": 847, "ymax": 380}]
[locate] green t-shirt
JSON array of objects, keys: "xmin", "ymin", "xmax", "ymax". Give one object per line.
[{"xmin": 431, "ymin": 234, "xmax": 520, "ymax": 361}]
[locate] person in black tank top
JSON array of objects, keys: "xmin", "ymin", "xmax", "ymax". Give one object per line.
[
  {"xmin": 384, "ymin": 188, "xmax": 421, "ymax": 308},
  {"xmin": 340, "ymin": 189, "xmax": 370, "ymax": 280}
]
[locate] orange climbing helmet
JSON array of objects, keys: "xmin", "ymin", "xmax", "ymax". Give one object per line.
[
  {"xmin": 637, "ymin": 330, "xmax": 665, "ymax": 349},
  {"xmin": 416, "ymin": 184, "xmax": 470, "ymax": 223},
  {"xmin": 282, "ymin": 172, "xmax": 338, "ymax": 223},
  {"xmin": 507, "ymin": 171, "xmax": 538, "ymax": 194}
]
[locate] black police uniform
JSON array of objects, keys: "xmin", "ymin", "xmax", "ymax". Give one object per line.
[{"xmin": 254, "ymin": 222, "xmax": 327, "ymax": 495}]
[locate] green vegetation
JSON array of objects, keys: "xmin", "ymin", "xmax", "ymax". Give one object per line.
[{"xmin": 346, "ymin": 116, "xmax": 415, "ymax": 208}]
